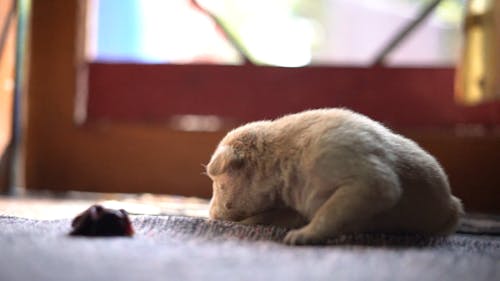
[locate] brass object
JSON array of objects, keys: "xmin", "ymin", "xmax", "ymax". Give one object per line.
[{"xmin": 456, "ymin": 0, "xmax": 500, "ymax": 105}]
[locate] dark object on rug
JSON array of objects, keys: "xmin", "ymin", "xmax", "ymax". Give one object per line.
[{"xmin": 70, "ymin": 205, "xmax": 134, "ymax": 237}]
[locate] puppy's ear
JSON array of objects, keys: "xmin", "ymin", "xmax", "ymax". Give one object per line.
[{"xmin": 207, "ymin": 146, "xmax": 245, "ymax": 176}]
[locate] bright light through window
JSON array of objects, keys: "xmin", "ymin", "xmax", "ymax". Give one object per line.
[{"xmin": 86, "ymin": 0, "xmax": 464, "ymax": 67}]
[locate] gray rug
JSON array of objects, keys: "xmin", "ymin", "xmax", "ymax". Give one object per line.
[{"xmin": 0, "ymin": 215, "xmax": 499, "ymax": 281}]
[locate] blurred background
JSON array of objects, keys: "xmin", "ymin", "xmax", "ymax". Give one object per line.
[
  {"xmin": 87, "ymin": 0, "xmax": 463, "ymax": 66},
  {"xmin": 0, "ymin": 0, "xmax": 499, "ymax": 215}
]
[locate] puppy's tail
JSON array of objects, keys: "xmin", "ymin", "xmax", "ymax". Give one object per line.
[{"xmin": 435, "ymin": 196, "xmax": 464, "ymax": 235}]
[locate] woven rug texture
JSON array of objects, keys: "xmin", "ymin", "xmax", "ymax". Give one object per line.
[{"xmin": 0, "ymin": 215, "xmax": 499, "ymax": 281}]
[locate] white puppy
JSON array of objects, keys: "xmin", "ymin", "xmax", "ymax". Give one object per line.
[{"xmin": 206, "ymin": 108, "xmax": 463, "ymax": 245}]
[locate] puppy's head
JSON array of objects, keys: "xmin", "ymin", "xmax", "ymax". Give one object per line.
[{"xmin": 206, "ymin": 121, "xmax": 277, "ymax": 221}]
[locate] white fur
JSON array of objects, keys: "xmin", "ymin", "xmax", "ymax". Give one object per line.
[{"xmin": 206, "ymin": 108, "xmax": 463, "ymax": 245}]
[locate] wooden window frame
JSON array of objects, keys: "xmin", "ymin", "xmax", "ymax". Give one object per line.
[{"xmin": 0, "ymin": 1, "xmax": 17, "ymax": 192}]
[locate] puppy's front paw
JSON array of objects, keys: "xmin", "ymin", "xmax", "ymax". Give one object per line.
[{"xmin": 283, "ymin": 227, "xmax": 324, "ymax": 245}]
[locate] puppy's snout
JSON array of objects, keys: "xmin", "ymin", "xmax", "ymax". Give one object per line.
[
  {"xmin": 208, "ymin": 198, "xmax": 219, "ymax": 219},
  {"xmin": 209, "ymin": 206, "xmax": 220, "ymax": 220}
]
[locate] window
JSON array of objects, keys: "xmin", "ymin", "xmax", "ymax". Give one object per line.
[
  {"xmin": 87, "ymin": 0, "xmax": 463, "ymax": 66},
  {"xmin": 83, "ymin": 0, "xmax": 478, "ymax": 129},
  {"xmin": 24, "ymin": 1, "xmax": 500, "ymax": 213}
]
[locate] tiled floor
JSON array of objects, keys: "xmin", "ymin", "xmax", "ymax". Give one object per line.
[{"xmin": 0, "ymin": 192, "xmax": 209, "ymax": 220}]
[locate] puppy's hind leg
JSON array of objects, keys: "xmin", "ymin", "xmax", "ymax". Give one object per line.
[{"xmin": 284, "ymin": 162, "xmax": 402, "ymax": 245}]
